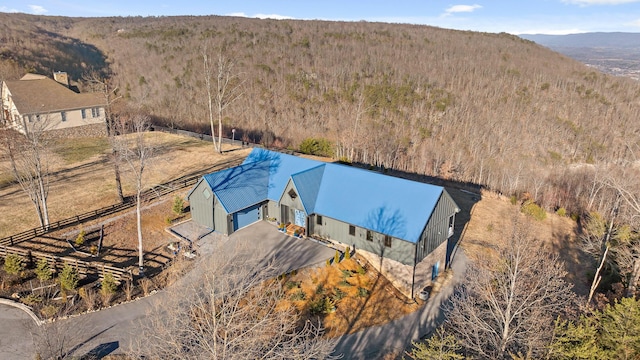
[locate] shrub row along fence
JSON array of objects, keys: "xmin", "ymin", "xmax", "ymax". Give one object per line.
[
  {"xmin": 0, "ymin": 156, "xmax": 244, "ymax": 248},
  {"xmin": 0, "ymin": 245, "xmax": 132, "ymax": 282}
]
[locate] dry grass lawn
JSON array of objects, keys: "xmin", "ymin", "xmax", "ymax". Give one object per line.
[
  {"xmin": 0, "ymin": 133, "xmax": 251, "ymax": 238},
  {"xmin": 458, "ymin": 190, "xmax": 590, "ymax": 295}
]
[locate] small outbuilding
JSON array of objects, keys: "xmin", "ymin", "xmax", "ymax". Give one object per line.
[{"xmin": 188, "ymin": 149, "xmax": 460, "ymax": 279}]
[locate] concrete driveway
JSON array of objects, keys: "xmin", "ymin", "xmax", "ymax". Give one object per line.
[{"xmin": 225, "ymin": 221, "xmax": 337, "ymax": 272}]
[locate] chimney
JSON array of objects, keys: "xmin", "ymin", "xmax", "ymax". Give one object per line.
[{"xmin": 53, "ymin": 71, "xmax": 70, "ymax": 88}]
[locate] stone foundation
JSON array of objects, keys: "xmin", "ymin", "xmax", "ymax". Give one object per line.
[
  {"xmin": 354, "ymin": 240, "xmax": 449, "ymax": 299},
  {"xmin": 44, "ymin": 123, "xmax": 107, "ymax": 139}
]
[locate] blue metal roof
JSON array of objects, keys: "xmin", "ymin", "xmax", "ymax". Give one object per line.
[
  {"xmin": 290, "ymin": 165, "xmax": 326, "ymax": 214},
  {"xmin": 203, "ymin": 160, "xmax": 270, "ymax": 213},
  {"xmin": 306, "ymin": 164, "xmax": 443, "ymax": 243},
  {"xmin": 242, "ymin": 148, "xmax": 320, "ymax": 202},
  {"xmin": 203, "ymin": 148, "xmax": 446, "ymax": 243}
]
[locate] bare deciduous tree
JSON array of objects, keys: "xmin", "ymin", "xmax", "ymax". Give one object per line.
[
  {"xmin": 30, "ymin": 302, "xmax": 92, "ymax": 359},
  {"xmin": 83, "ymin": 71, "xmax": 125, "ymax": 202},
  {"xmin": 112, "ymin": 114, "xmax": 154, "ymax": 274},
  {"xmin": 446, "ymin": 217, "xmax": 576, "ymax": 359},
  {"xmin": 0, "ymin": 115, "xmax": 52, "ymax": 228},
  {"xmin": 130, "ymin": 245, "xmax": 338, "ymax": 359},
  {"xmin": 601, "ymin": 167, "xmax": 640, "ymax": 297},
  {"xmin": 203, "ymin": 44, "xmax": 244, "ymax": 154}
]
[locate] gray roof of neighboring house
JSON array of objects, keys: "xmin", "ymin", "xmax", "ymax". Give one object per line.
[{"xmin": 4, "ymin": 76, "xmax": 105, "ymax": 114}]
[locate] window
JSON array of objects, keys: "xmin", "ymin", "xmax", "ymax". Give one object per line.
[
  {"xmin": 366, "ymin": 230, "xmax": 373, "ymax": 242},
  {"xmin": 349, "ymin": 225, "xmax": 355, "ymax": 236},
  {"xmin": 384, "ymin": 235, "xmax": 392, "ymax": 248},
  {"xmin": 36, "ymin": 114, "xmax": 41, "ymax": 122},
  {"xmin": 316, "ymin": 215, "xmax": 323, "ymax": 225},
  {"xmin": 288, "ymin": 188, "xmax": 297, "ymax": 199},
  {"xmin": 202, "ymin": 188, "xmax": 211, "ymax": 199},
  {"xmin": 81, "ymin": 109, "xmax": 86, "ymax": 119},
  {"xmin": 61, "ymin": 111, "xmax": 66, "ymax": 122},
  {"xmin": 91, "ymin": 107, "xmax": 100, "ymax": 118}
]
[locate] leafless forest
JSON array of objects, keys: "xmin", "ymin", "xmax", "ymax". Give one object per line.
[{"xmin": 2, "ymin": 13, "xmax": 640, "ymax": 221}]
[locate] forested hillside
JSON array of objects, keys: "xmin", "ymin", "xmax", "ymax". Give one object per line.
[{"xmin": 2, "ymin": 13, "xmax": 640, "ymax": 219}]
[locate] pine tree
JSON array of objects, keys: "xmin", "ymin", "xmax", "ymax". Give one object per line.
[
  {"xmin": 35, "ymin": 258, "xmax": 52, "ymax": 281},
  {"xmin": 407, "ymin": 328, "xmax": 463, "ymax": 360},
  {"xmin": 59, "ymin": 264, "xmax": 79, "ymax": 292}
]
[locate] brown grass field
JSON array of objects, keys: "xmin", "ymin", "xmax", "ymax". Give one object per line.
[
  {"xmin": 0, "ymin": 133, "xmax": 251, "ymax": 237},
  {"xmin": 456, "ymin": 190, "xmax": 589, "ymax": 295}
]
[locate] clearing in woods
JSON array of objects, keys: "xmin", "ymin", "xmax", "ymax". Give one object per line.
[{"xmin": 0, "ymin": 131, "xmax": 587, "ymax": 330}]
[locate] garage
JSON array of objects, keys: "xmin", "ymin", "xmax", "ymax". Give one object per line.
[{"xmin": 233, "ymin": 204, "xmax": 261, "ymax": 231}]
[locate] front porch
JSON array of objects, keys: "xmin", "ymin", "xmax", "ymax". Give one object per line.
[{"xmin": 278, "ymin": 222, "xmax": 306, "ymax": 238}]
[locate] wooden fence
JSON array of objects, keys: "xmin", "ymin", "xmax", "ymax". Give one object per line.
[
  {"xmin": 0, "ymin": 245, "xmax": 132, "ymax": 282},
  {"xmin": 0, "ymin": 156, "xmax": 243, "ymax": 248},
  {"xmin": 0, "ymin": 154, "xmax": 245, "ymax": 282}
]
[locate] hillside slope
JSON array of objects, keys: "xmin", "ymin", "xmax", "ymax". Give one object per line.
[{"xmin": 1, "ymin": 13, "xmax": 640, "ymax": 215}]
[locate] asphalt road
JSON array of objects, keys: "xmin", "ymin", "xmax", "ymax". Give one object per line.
[{"xmin": 0, "ymin": 304, "xmax": 36, "ymax": 359}]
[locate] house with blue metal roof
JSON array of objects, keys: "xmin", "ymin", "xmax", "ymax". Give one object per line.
[{"xmin": 187, "ymin": 148, "xmax": 459, "ymax": 271}]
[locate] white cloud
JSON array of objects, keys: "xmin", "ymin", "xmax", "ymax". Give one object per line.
[
  {"xmin": 226, "ymin": 12, "xmax": 294, "ymax": 20},
  {"xmin": 444, "ymin": 4, "xmax": 483, "ymax": 15},
  {"xmin": 253, "ymin": 13, "xmax": 295, "ymax": 20},
  {"xmin": 562, "ymin": 0, "xmax": 640, "ymax": 5},
  {"xmin": 28, "ymin": 5, "xmax": 48, "ymax": 14},
  {"xmin": 0, "ymin": 6, "xmax": 19, "ymax": 13}
]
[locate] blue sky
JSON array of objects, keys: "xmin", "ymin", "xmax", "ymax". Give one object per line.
[{"xmin": 1, "ymin": 0, "xmax": 639, "ymax": 34}]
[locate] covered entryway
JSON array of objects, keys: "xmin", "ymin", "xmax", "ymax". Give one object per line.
[{"xmin": 233, "ymin": 204, "xmax": 261, "ymax": 231}]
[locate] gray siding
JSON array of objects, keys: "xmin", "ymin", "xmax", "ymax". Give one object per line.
[
  {"xmin": 187, "ymin": 180, "xmax": 214, "ymax": 229},
  {"xmin": 416, "ymin": 190, "xmax": 458, "ymax": 263},
  {"xmin": 311, "ymin": 214, "xmax": 416, "ymax": 265},
  {"xmin": 267, "ymin": 200, "xmax": 279, "ymax": 221},
  {"xmin": 214, "ymin": 195, "xmax": 229, "ymax": 234},
  {"xmin": 279, "ymin": 180, "xmax": 305, "ymax": 212},
  {"xmin": 279, "ymin": 180, "xmax": 307, "ymax": 226}
]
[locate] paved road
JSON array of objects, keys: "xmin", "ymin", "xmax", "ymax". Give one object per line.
[
  {"xmin": 1, "ymin": 221, "xmax": 466, "ymax": 359},
  {"xmin": 0, "ymin": 304, "xmax": 35, "ymax": 359}
]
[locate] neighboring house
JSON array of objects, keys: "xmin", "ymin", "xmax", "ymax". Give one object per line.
[
  {"xmin": 188, "ymin": 148, "xmax": 460, "ymax": 286},
  {"xmin": 1, "ymin": 72, "xmax": 106, "ymax": 134}
]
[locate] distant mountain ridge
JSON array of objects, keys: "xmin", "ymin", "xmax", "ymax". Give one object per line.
[
  {"xmin": 519, "ymin": 32, "xmax": 640, "ymax": 79},
  {"xmin": 520, "ymin": 32, "xmax": 640, "ymax": 49}
]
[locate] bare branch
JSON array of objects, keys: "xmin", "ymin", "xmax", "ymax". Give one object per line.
[
  {"xmin": 446, "ymin": 216, "xmax": 577, "ymax": 359},
  {"xmin": 130, "ymin": 244, "xmax": 338, "ymax": 359}
]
